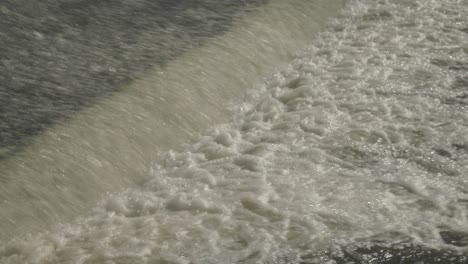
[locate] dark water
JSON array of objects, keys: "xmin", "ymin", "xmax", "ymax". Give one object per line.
[
  {"xmin": 0, "ymin": 0, "xmax": 266, "ymax": 158},
  {"xmin": 307, "ymin": 243, "xmax": 468, "ymax": 264}
]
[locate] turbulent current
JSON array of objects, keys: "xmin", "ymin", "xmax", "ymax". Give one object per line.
[{"xmin": 1, "ymin": 0, "xmax": 468, "ymax": 263}]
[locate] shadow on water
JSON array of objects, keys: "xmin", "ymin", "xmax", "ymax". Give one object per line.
[{"xmin": 0, "ymin": 0, "xmax": 267, "ymax": 158}]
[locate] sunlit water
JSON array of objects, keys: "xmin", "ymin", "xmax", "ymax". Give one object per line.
[{"xmin": 1, "ymin": 0, "xmax": 468, "ymax": 263}]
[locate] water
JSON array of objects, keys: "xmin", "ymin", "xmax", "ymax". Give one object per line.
[
  {"xmin": 1, "ymin": 0, "xmax": 468, "ymax": 263},
  {"xmin": 0, "ymin": 0, "xmax": 268, "ymax": 159},
  {"xmin": 1, "ymin": 0, "xmax": 279, "ymax": 239},
  {"xmin": 0, "ymin": 0, "xmax": 343, "ymax": 247}
]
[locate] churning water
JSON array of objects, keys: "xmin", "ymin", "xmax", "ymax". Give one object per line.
[{"xmin": 1, "ymin": 0, "xmax": 468, "ymax": 263}]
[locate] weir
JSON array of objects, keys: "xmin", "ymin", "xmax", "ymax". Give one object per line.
[{"xmin": 0, "ymin": 0, "xmax": 344, "ymax": 241}]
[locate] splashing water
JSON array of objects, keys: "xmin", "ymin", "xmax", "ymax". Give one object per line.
[{"xmin": 1, "ymin": 0, "xmax": 468, "ymax": 263}]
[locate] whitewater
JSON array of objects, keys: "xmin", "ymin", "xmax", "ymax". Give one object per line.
[{"xmin": 1, "ymin": 0, "xmax": 468, "ymax": 263}]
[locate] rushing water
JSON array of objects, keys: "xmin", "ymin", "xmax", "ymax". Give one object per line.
[
  {"xmin": 0, "ymin": 0, "xmax": 343, "ymax": 248},
  {"xmin": 0, "ymin": 0, "xmax": 277, "ymax": 239},
  {"xmin": 0, "ymin": 0, "xmax": 270, "ymax": 159},
  {"xmin": 1, "ymin": 0, "xmax": 468, "ymax": 263}
]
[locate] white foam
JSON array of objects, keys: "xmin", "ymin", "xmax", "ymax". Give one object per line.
[{"xmin": 2, "ymin": 0, "xmax": 468, "ymax": 263}]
